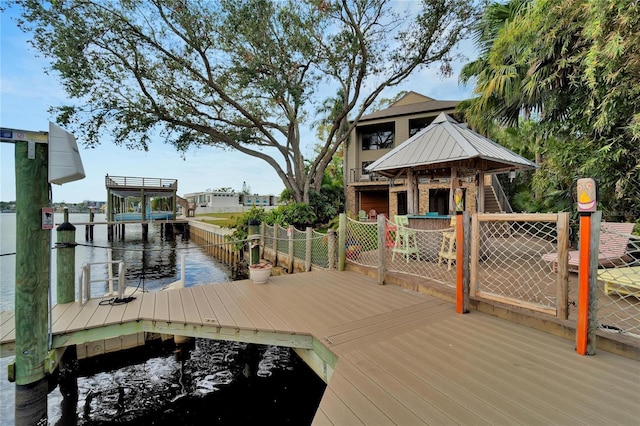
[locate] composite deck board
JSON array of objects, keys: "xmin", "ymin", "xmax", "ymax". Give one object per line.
[
  {"xmin": 211, "ymin": 284, "xmax": 255, "ymax": 330},
  {"xmin": 468, "ymin": 313, "xmax": 640, "ymax": 387},
  {"xmin": 83, "ymin": 298, "xmax": 115, "ymax": 329},
  {"xmin": 324, "ymin": 298, "xmax": 446, "ymax": 343},
  {"xmin": 331, "ymin": 362, "xmax": 428, "ymax": 426},
  {"xmin": 198, "ymin": 284, "xmax": 236, "ymax": 327},
  {"xmin": 360, "ymin": 345, "xmax": 535, "ymax": 425},
  {"xmin": 189, "ymin": 286, "xmax": 218, "ymax": 325},
  {"xmin": 361, "ymin": 329, "xmax": 577, "ymax": 425},
  {"xmin": 230, "ymin": 281, "xmax": 296, "ymax": 333},
  {"xmin": 322, "ymin": 369, "xmax": 397, "ymax": 425},
  {"xmin": 178, "ymin": 287, "xmax": 202, "ymax": 326},
  {"xmin": 328, "ymin": 301, "xmax": 452, "ymax": 354},
  {"xmin": 121, "ymin": 294, "xmax": 144, "ymax": 323},
  {"xmin": 429, "ymin": 317, "xmax": 639, "ymax": 424},
  {"xmin": 388, "ymin": 327, "xmax": 581, "ymax": 425},
  {"xmin": 460, "ymin": 313, "xmax": 640, "ymax": 392},
  {"xmin": 316, "ymin": 387, "xmax": 365, "ymax": 425},
  {"xmin": 393, "ymin": 321, "xmax": 629, "ymax": 425},
  {"xmin": 223, "ymin": 283, "xmax": 282, "ymax": 332},
  {"xmin": 235, "ymin": 281, "xmax": 319, "ymax": 334},
  {"xmin": 153, "ymin": 290, "xmax": 170, "ymax": 323},
  {"xmin": 166, "ymin": 289, "xmax": 186, "ymax": 325},
  {"xmin": 137, "ymin": 292, "xmax": 156, "ymax": 321},
  {"xmin": 1, "ymin": 270, "xmax": 639, "ymax": 426}
]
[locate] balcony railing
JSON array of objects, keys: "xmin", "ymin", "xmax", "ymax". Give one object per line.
[
  {"xmin": 349, "ymin": 168, "xmax": 389, "ymax": 183},
  {"xmin": 105, "ymin": 175, "xmax": 178, "ymax": 190}
]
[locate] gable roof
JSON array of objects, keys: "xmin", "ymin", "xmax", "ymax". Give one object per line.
[
  {"xmin": 366, "ymin": 113, "xmax": 538, "ymax": 176},
  {"xmin": 359, "ymin": 99, "xmax": 459, "ymax": 123}
]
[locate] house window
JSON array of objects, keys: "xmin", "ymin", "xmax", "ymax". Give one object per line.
[
  {"xmin": 409, "ymin": 117, "xmax": 435, "ymax": 137},
  {"xmin": 361, "ymin": 161, "xmax": 374, "ymax": 178},
  {"xmin": 361, "ymin": 123, "xmax": 394, "ymax": 150}
]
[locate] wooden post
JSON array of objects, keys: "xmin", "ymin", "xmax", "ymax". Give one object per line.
[
  {"xmin": 407, "ymin": 168, "xmax": 415, "ymax": 215},
  {"xmin": 556, "ymin": 212, "xmax": 570, "ymax": 320},
  {"xmin": 338, "ymin": 213, "xmax": 346, "ymax": 271},
  {"xmin": 586, "ymin": 212, "xmax": 602, "ymax": 355},
  {"xmin": 305, "ymin": 227, "xmax": 312, "ymax": 272},
  {"xmin": 272, "ymin": 223, "xmax": 279, "ymax": 266},
  {"xmin": 328, "ymin": 229, "xmax": 337, "ymax": 270},
  {"xmin": 56, "ymin": 210, "xmax": 76, "ymax": 304},
  {"xmin": 288, "ymin": 225, "xmax": 295, "ymax": 273},
  {"xmin": 14, "ymin": 140, "xmax": 49, "ymax": 425},
  {"xmin": 377, "ymin": 214, "xmax": 386, "ymax": 285},
  {"xmin": 248, "ymin": 222, "xmax": 260, "ymax": 265}
]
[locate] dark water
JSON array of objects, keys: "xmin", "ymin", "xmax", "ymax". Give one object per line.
[
  {"xmin": 54, "ymin": 340, "xmax": 325, "ymax": 425},
  {"xmin": 0, "ymin": 213, "xmax": 326, "ymax": 425}
]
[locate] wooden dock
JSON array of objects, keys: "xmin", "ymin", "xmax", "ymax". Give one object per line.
[{"xmin": 1, "ymin": 270, "xmax": 639, "ymax": 424}]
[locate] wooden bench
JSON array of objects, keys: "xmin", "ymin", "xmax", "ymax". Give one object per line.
[{"xmin": 599, "ymin": 266, "xmax": 640, "ymax": 297}]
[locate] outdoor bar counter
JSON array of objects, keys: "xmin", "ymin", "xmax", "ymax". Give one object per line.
[{"xmin": 407, "ymin": 213, "xmax": 455, "ymax": 230}]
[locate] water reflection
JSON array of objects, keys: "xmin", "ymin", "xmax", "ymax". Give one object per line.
[{"xmin": 49, "ymin": 340, "xmax": 325, "ymax": 425}]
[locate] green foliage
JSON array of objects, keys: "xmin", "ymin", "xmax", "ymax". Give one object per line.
[
  {"xmin": 227, "ymin": 207, "xmax": 268, "ymax": 249},
  {"xmin": 461, "ymin": 0, "xmax": 640, "ymax": 220},
  {"xmin": 13, "ymin": 0, "xmax": 478, "ymax": 204}
]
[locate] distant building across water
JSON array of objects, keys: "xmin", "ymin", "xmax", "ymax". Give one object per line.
[{"xmin": 184, "ymin": 190, "xmax": 280, "ymax": 214}]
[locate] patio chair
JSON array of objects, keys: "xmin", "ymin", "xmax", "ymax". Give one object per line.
[
  {"xmin": 391, "ymin": 215, "xmax": 420, "ymax": 262},
  {"xmin": 368, "ymin": 209, "xmax": 378, "ymax": 220},
  {"xmin": 438, "ymin": 216, "xmax": 457, "ymax": 270},
  {"xmin": 358, "ymin": 210, "xmax": 367, "ymax": 221},
  {"xmin": 542, "ymin": 222, "xmax": 634, "ymax": 272}
]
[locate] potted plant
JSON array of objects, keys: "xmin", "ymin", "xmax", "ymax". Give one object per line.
[{"xmin": 249, "ymin": 262, "xmax": 272, "ymax": 284}]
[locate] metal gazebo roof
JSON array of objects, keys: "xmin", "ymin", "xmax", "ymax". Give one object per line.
[{"xmin": 366, "ymin": 112, "xmax": 538, "ymax": 177}]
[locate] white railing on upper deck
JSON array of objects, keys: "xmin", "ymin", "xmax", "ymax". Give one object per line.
[{"xmin": 105, "ymin": 175, "xmax": 178, "ymax": 189}]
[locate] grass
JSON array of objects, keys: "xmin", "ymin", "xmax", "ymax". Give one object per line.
[{"xmin": 195, "ymin": 212, "xmax": 240, "ymax": 228}]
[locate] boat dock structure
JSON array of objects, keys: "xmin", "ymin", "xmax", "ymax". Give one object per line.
[{"xmin": 1, "ymin": 269, "xmax": 639, "ymax": 424}]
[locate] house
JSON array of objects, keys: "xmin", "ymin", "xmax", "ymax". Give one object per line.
[
  {"xmin": 184, "ymin": 190, "xmax": 280, "ymax": 214},
  {"xmin": 345, "ymin": 91, "xmax": 531, "ymax": 219},
  {"xmin": 346, "ymin": 92, "xmax": 464, "ymax": 218}
]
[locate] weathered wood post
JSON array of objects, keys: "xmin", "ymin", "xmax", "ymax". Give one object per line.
[
  {"xmin": 14, "ymin": 140, "xmax": 50, "ymax": 425},
  {"xmin": 305, "ymin": 227, "xmax": 313, "ymax": 272},
  {"xmin": 377, "ymin": 214, "xmax": 386, "ymax": 285},
  {"xmin": 338, "ymin": 213, "xmax": 346, "ymax": 271},
  {"xmin": 328, "ymin": 229, "xmax": 337, "ymax": 270},
  {"xmin": 248, "ymin": 219, "xmax": 261, "ymax": 266},
  {"xmin": 85, "ymin": 207, "xmax": 94, "ymax": 241},
  {"xmin": 272, "ymin": 223, "xmax": 279, "ymax": 266},
  {"xmin": 288, "ymin": 225, "xmax": 295, "ymax": 273},
  {"xmin": 56, "ymin": 205, "xmax": 80, "ymax": 422},
  {"xmin": 56, "ymin": 207, "xmax": 76, "ymax": 304},
  {"xmin": 556, "ymin": 212, "xmax": 570, "ymax": 320}
]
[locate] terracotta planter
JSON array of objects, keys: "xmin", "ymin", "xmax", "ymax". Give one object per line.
[{"xmin": 249, "ymin": 263, "xmax": 272, "ymax": 284}]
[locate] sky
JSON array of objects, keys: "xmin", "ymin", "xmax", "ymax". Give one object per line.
[{"xmin": 0, "ymin": 3, "xmax": 477, "ymax": 204}]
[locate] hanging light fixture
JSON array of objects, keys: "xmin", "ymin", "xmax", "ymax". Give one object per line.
[{"xmin": 508, "ymin": 170, "xmax": 516, "ymax": 182}]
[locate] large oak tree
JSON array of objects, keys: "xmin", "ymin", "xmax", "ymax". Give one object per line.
[{"xmin": 12, "ymin": 0, "xmax": 477, "ymax": 202}]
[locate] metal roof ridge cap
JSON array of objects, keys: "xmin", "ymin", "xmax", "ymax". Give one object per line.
[{"xmin": 440, "ymin": 121, "xmax": 479, "ymax": 157}]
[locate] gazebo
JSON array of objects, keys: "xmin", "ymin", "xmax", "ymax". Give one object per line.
[{"xmin": 366, "ymin": 113, "xmax": 538, "ymax": 214}]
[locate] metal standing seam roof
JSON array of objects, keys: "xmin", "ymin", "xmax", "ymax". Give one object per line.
[{"xmin": 366, "ymin": 112, "xmax": 538, "ymax": 174}]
